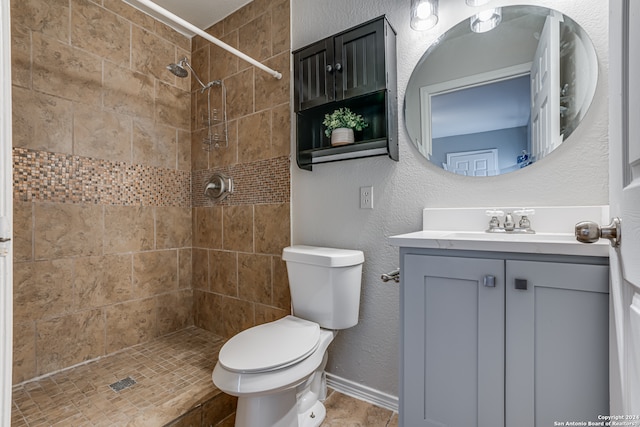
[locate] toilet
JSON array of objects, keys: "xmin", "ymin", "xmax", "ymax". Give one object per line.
[{"xmin": 212, "ymin": 245, "xmax": 364, "ymax": 427}]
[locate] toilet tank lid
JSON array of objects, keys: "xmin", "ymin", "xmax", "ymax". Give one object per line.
[{"xmin": 283, "ymin": 245, "xmax": 364, "ymax": 267}]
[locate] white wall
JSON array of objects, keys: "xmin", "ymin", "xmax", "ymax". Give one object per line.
[{"xmin": 291, "ymin": 0, "xmax": 609, "ymax": 398}]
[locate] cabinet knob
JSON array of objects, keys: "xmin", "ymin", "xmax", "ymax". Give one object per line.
[
  {"xmin": 334, "ymin": 62, "xmax": 342, "ymax": 72},
  {"xmin": 326, "ymin": 65, "xmax": 333, "ymax": 73},
  {"xmin": 483, "ymin": 275, "xmax": 496, "ymax": 287},
  {"xmin": 515, "ymin": 278, "xmax": 528, "ymax": 290}
]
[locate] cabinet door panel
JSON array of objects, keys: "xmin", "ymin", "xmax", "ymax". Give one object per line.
[
  {"xmin": 334, "ymin": 19, "xmax": 386, "ymax": 101},
  {"xmin": 293, "ymin": 38, "xmax": 335, "ymax": 111},
  {"xmin": 403, "ymin": 255, "xmax": 504, "ymax": 427},
  {"xmin": 506, "ymin": 261, "xmax": 609, "ymax": 427}
]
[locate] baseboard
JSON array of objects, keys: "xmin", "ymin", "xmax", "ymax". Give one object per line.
[{"xmin": 325, "ymin": 373, "xmax": 399, "ymax": 413}]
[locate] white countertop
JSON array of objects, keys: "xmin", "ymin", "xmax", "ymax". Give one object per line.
[
  {"xmin": 388, "ymin": 230, "xmax": 609, "ymax": 257},
  {"xmin": 388, "ymin": 206, "xmax": 611, "ymax": 257}
]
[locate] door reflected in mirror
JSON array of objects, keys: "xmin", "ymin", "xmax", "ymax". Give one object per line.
[{"xmin": 404, "ymin": 5, "xmax": 598, "ymax": 176}]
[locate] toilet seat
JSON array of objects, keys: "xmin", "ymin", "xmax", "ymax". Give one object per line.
[{"xmin": 218, "ymin": 316, "xmax": 320, "ymax": 373}]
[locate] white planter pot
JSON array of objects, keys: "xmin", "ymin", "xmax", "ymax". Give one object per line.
[{"xmin": 330, "ymin": 128, "xmax": 355, "ymax": 146}]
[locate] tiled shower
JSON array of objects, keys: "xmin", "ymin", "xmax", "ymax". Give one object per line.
[{"xmin": 10, "ymin": 0, "xmax": 291, "ymax": 422}]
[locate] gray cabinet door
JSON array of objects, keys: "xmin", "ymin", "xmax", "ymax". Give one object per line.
[
  {"xmin": 402, "ymin": 255, "xmax": 505, "ymax": 427},
  {"xmin": 505, "ymin": 261, "xmax": 609, "ymax": 427}
]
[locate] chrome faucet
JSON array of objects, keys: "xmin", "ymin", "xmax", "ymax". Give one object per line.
[{"xmin": 485, "ymin": 209, "xmax": 535, "ymax": 234}]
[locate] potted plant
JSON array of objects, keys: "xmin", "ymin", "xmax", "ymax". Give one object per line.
[{"xmin": 323, "ymin": 107, "xmax": 368, "ymax": 146}]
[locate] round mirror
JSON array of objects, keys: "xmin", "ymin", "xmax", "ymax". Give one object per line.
[{"xmin": 404, "ymin": 5, "xmax": 598, "ymax": 176}]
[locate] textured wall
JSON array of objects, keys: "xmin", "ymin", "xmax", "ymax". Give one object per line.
[
  {"xmin": 11, "ymin": 0, "xmax": 193, "ymax": 383},
  {"xmin": 190, "ymin": 0, "xmax": 292, "ymax": 339},
  {"xmin": 291, "ymin": 0, "xmax": 609, "ymax": 397}
]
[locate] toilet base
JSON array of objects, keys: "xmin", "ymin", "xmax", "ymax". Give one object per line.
[{"xmin": 297, "ymin": 400, "xmax": 326, "ymax": 427}]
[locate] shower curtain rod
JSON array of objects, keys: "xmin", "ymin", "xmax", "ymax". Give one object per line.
[{"xmin": 134, "ymin": 0, "xmax": 283, "ymax": 80}]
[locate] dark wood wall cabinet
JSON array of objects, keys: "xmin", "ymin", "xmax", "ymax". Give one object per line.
[{"xmin": 293, "ymin": 16, "xmax": 398, "ymax": 170}]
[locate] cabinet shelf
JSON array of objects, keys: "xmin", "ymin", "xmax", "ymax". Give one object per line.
[{"xmin": 293, "ymin": 16, "xmax": 397, "ymax": 170}]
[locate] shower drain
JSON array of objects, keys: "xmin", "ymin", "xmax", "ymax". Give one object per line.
[{"xmin": 109, "ymin": 376, "xmax": 136, "ymax": 392}]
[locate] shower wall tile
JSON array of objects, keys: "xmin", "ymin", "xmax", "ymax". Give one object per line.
[
  {"xmin": 192, "ymin": 248, "xmax": 209, "ymax": 291},
  {"xmin": 177, "ymin": 129, "xmax": 192, "ymax": 171},
  {"xmin": 132, "ymin": 26, "xmax": 177, "ymax": 84},
  {"xmin": 10, "ymin": 25, "xmax": 31, "ymax": 89},
  {"xmin": 156, "ymin": 206, "xmax": 192, "ymax": 249},
  {"xmin": 133, "ymin": 250, "xmax": 179, "ymax": 298},
  {"xmin": 226, "ymin": 68, "xmax": 254, "ymax": 120},
  {"xmin": 238, "ymin": 10, "xmax": 272, "ymax": 62},
  {"xmin": 12, "ymin": 201, "xmax": 32, "ymax": 263},
  {"xmin": 237, "ymin": 110, "xmax": 271, "ymax": 163},
  {"xmin": 223, "ymin": 4, "xmax": 258, "ymax": 35},
  {"xmin": 74, "ymin": 105, "xmax": 133, "ymax": 163},
  {"xmin": 255, "ymin": 203, "xmax": 290, "ymax": 255},
  {"xmin": 156, "ymin": 290, "xmax": 193, "ymax": 336},
  {"xmin": 36, "ymin": 308, "xmax": 105, "ymax": 375},
  {"xmin": 103, "ymin": 62, "xmax": 156, "ymax": 119},
  {"xmin": 272, "ymin": 0, "xmax": 290, "ymax": 55},
  {"xmin": 156, "ymin": 81, "xmax": 191, "ymax": 129},
  {"xmin": 74, "ymin": 254, "xmax": 133, "ymax": 308},
  {"xmin": 10, "ymin": 0, "xmax": 69, "ymax": 42},
  {"xmin": 255, "ymin": 304, "xmax": 289, "ymax": 325},
  {"xmin": 272, "ymin": 256, "xmax": 291, "ymax": 310},
  {"xmin": 106, "ymin": 298, "xmax": 157, "ymax": 353},
  {"xmin": 255, "ymin": 51, "xmax": 290, "ymax": 111},
  {"xmin": 191, "ymin": 44, "xmax": 211, "ymax": 91},
  {"xmin": 193, "ymin": 206, "xmax": 223, "ymax": 249},
  {"xmin": 103, "ymin": 0, "xmax": 157, "ymax": 32},
  {"xmin": 31, "ymin": 32, "xmax": 102, "ymax": 106},
  {"xmin": 132, "ymin": 118, "xmax": 177, "ymax": 169},
  {"xmin": 13, "ymin": 259, "xmax": 74, "ymax": 322},
  {"xmin": 271, "ymin": 103, "xmax": 292, "ymax": 158},
  {"xmin": 70, "ymin": 0, "xmax": 131, "ymax": 67},
  {"xmin": 178, "ymin": 249, "xmax": 193, "ymax": 289},
  {"xmin": 210, "ymin": 32, "xmax": 239, "ymax": 81},
  {"xmin": 104, "ymin": 206, "xmax": 155, "ymax": 254},
  {"xmin": 238, "ymin": 253, "xmax": 271, "ymax": 305},
  {"xmin": 34, "ymin": 203, "xmax": 103, "ymax": 260},
  {"xmin": 11, "ymin": 0, "xmax": 193, "ymax": 384},
  {"xmin": 209, "ymin": 250, "xmax": 238, "ymax": 297},
  {"xmin": 222, "ymin": 205, "xmax": 254, "ymax": 252},
  {"xmin": 12, "ymin": 87, "xmax": 73, "ymax": 154},
  {"xmin": 12, "ymin": 321, "xmax": 36, "ymax": 384}
]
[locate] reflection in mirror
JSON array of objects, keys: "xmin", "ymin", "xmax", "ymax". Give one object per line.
[{"xmin": 404, "ymin": 5, "xmax": 598, "ymax": 176}]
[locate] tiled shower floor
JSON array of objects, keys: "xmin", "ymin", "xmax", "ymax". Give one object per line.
[
  {"xmin": 11, "ymin": 326, "xmax": 398, "ymax": 427},
  {"xmin": 11, "ymin": 327, "xmax": 229, "ymax": 426}
]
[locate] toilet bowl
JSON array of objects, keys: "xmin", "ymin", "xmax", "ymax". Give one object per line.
[{"xmin": 212, "ymin": 245, "xmax": 364, "ymax": 427}]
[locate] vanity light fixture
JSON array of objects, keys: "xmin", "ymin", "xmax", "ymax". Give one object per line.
[
  {"xmin": 470, "ymin": 7, "xmax": 502, "ymax": 33},
  {"xmin": 465, "ymin": 0, "xmax": 491, "ymax": 6},
  {"xmin": 410, "ymin": 0, "xmax": 438, "ymax": 31}
]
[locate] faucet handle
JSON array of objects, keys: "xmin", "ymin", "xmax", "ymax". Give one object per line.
[{"xmin": 514, "ymin": 208, "xmax": 535, "ymax": 217}]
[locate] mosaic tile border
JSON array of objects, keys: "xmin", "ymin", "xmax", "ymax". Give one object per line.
[
  {"xmin": 13, "ymin": 148, "xmax": 191, "ymax": 208},
  {"xmin": 192, "ymin": 156, "xmax": 291, "ymax": 206}
]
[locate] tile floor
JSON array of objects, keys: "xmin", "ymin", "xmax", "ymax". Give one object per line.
[{"xmin": 11, "ymin": 326, "xmax": 398, "ymax": 426}]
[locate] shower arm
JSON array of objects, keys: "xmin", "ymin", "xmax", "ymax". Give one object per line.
[{"xmin": 133, "ymin": 0, "xmax": 282, "ymax": 80}]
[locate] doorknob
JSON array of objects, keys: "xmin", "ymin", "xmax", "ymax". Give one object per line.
[{"xmin": 575, "ymin": 218, "xmax": 621, "ymax": 247}]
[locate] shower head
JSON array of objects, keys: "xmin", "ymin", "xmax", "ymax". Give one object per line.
[
  {"xmin": 166, "ymin": 62, "xmax": 188, "ymax": 78},
  {"xmin": 166, "ymin": 57, "xmax": 210, "ymax": 90}
]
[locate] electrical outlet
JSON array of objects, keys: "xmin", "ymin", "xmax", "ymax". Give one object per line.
[{"xmin": 360, "ymin": 186, "xmax": 373, "ymax": 209}]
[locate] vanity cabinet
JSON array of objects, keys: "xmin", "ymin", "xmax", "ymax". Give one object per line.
[
  {"xmin": 293, "ymin": 16, "xmax": 398, "ymax": 170},
  {"xmin": 400, "ymin": 249, "xmax": 609, "ymax": 427}
]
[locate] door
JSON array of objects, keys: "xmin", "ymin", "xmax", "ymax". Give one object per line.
[
  {"xmin": 293, "ymin": 37, "xmax": 335, "ymax": 111},
  {"xmin": 505, "ymin": 261, "xmax": 609, "ymax": 426},
  {"xmin": 445, "ymin": 148, "xmax": 499, "ymax": 176},
  {"xmin": 0, "ymin": 0, "xmax": 13, "ymax": 424},
  {"xmin": 401, "ymin": 254, "xmax": 504, "ymax": 427},
  {"xmin": 530, "ymin": 12, "xmax": 561, "ymax": 161},
  {"xmin": 609, "ymin": 0, "xmax": 640, "ymax": 414},
  {"xmin": 334, "ymin": 18, "xmax": 387, "ymax": 101}
]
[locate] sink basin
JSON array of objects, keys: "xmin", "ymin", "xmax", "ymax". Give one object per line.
[{"xmin": 441, "ymin": 231, "xmax": 580, "ymax": 243}]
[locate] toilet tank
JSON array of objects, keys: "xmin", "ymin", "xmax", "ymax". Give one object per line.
[{"xmin": 282, "ymin": 245, "xmax": 364, "ymax": 330}]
